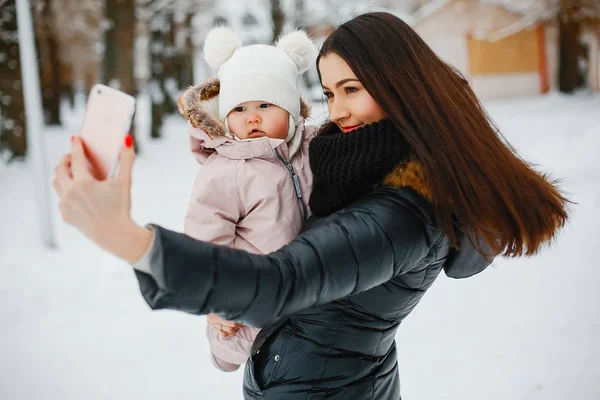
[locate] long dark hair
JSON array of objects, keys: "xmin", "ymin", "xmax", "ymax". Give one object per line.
[{"xmin": 317, "ymin": 12, "xmax": 570, "ymax": 257}]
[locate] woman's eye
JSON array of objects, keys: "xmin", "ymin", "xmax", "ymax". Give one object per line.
[
  {"xmin": 323, "ymin": 91, "xmax": 333, "ymax": 99},
  {"xmin": 260, "ymin": 103, "xmax": 271, "ymax": 108},
  {"xmin": 345, "ymin": 87, "xmax": 358, "ymax": 94}
]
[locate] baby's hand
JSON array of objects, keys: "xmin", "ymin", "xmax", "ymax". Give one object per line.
[{"xmin": 207, "ymin": 313, "xmax": 243, "ymax": 338}]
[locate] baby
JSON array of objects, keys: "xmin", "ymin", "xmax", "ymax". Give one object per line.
[{"xmin": 177, "ymin": 27, "xmax": 317, "ymax": 372}]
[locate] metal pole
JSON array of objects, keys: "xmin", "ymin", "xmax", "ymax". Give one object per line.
[{"xmin": 15, "ymin": 0, "xmax": 57, "ymax": 248}]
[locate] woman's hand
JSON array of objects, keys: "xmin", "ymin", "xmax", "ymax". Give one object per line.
[
  {"xmin": 207, "ymin": 313, "xmax": 244, "ymax": 338},
  {"xmin": 53, "ymin": 136, "xmax": 153, "ymax": 263}
]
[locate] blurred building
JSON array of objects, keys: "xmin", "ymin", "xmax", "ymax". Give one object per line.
[{"xmin": 409, "ymin": 0, "xmax": 599, "ymax": 99}]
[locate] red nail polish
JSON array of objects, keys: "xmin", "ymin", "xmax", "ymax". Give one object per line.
[
  {"xmin": 70, "ymin": 135, "xmax": 75, "ymax": 142},
  {"xmin": 125, "ymin": 134, "xmax": 133, "ymax": 148}
]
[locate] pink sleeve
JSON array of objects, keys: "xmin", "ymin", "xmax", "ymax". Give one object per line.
[
  {"xmin": 210, "ymin": 353, "xmax": 240, "ymax": 372},
  {"xmin": 184, "ymin": 161, "xmax": 242, "ymax": 245},
  {"xmin": 206, "ymin": 324, "xmax": 261, "ymax": 372}
]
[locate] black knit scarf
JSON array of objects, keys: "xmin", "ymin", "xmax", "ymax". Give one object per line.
[{"xmin": 308, "ymin": 119, "xmax": 413, "ymax": 217}]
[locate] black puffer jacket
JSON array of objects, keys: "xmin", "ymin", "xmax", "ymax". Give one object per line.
[{"xmin": 134, "ymin": 165, "xmax": 492, "ymax": 399}]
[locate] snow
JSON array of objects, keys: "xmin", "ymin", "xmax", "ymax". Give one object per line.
[{"xmin": 1, "ymin": 92, "xmax": 599, "ymax": 399}]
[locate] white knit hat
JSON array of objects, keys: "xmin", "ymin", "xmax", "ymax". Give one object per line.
[{"xmin": 203, "ymin": 27, "xmax": 317, "ymax": 142}]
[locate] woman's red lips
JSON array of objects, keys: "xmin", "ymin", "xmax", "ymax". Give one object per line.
[{"xmin": 342, "ymin": 124, "xmax": 362, "ymax": 132}]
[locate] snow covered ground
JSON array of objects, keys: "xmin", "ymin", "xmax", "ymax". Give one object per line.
[{"xmin": 1, "ymin": 92, "xmax": 598, "ymax": 399}]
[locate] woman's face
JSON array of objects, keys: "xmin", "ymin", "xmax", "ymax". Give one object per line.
[{"xmin": 318, "ymin": 52, "xmax": 386, "ymax": 133}]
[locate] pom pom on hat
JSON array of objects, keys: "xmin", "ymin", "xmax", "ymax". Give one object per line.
[
  {"xmin": 203, "ymin": 27, "xmax": 242, "ymax": 70},
  {"xmin": 275, "ymin": 30, "xmax": 317, "ymax": 74}
]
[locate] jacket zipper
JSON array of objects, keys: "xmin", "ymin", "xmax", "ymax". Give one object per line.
[{"xmin": 273, "ymin": 149, "xmax": 308, "ymax": 222}]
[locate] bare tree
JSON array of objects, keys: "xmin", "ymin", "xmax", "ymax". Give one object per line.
[
  {"xmin": 0, "ymin": 0, "xmax": 27, "ymax": 159},
  {"xmin": 34, "ymin": 0, "xmax": 62, "ymax": 125},
  {"xmin": 557, "ymin": 0, "xmax": 599, "ymax": 92},
  {"xmin": 162, "ymin": 12, "xmax": 178, "ymax": 114},
  {"xmin": 148, "ymin": 12, "xmax": 167, "ymax": 138},
  {"xmin": 271, "ymin": 0, "xmax": 285, "ymax": 41},
  {"xmin": 103, "ymin": 0, "xmax": 137, "ymax": 144},
  {"xmin": 139, "ymin": 0, "xmax": 214, "ymax": 139},
  {"xmin": 49, "ymin": 0, "xmax": 103, "ymax": 102},
  {"xmin": 102, "ymin": 0, "xmax": 118, "ymax": 86},
  {"xmin": 176, "ymin": 12, "xmax": 194, "ymax": 89}
]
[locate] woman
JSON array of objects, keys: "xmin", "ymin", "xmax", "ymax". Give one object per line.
[{"xmin": 53, "ymin": 12, "xmax": 569, "ymax": 399}]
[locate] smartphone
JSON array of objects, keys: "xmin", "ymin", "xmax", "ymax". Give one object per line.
[{"xmin": 79, "ymin": 84, "xmax": 136, "ymax": 180}]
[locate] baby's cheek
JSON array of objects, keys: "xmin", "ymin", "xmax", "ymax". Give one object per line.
[
  {"xmin": 227, "ymin": 115, "xmax": 245, "ymax": 137},
  {"xmin": 271, "ymin": 116, "xmax": 289, "ymax": 139}
]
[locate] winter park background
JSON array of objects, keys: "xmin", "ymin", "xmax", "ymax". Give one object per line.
[{"xmin": 1, "ymin": 1, "xmax": 600, "ymax": 399}]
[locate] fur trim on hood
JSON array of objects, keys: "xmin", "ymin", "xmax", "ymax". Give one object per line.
[
  {"xmin": 178, "ymin": 78, "xmax": 312, "ymax": 140},
  {"xmin": 383, "ymin": 161, "xmax": 432, "ymax": 202},
  {"xmin": 177, "ymin": 78, "xmax": 225, "ymax": 138}
]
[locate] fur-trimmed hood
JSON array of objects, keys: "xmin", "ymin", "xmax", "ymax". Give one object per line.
[
  {"xmin": 383, "ymin": 161, "xmax": 432, "ymax": 203},
  {"xmin": 178, "ymin": 78, "xmax": 225, "ymax": 138}
]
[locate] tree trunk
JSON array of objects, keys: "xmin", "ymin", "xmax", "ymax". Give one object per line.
[
  {"xmin": 61, "ymin": 64, "xmax": 75, "ymax": 109},
  {"xmin": 36, "ymin": 0, "xmax": 62, "ymax": 125},
  {"xmin": 102, "ymin": 0, "xmax": 118, "ymax": 86},
  {"xmin": 558, "ymin": 4, "xmax": 584, "ymax": 93},
  {"xmin": 149, "ymin": 13, "xmax": 166, "ymax": 139},
  {"xmin": 115, "ymin": 0, "xmax": 136, "ymax": 96},
  {"xmin": 179, "ymin": 13, "xmax": 194, "ymax": 89},
  {"xmin": 84, "ymin": 71, "xmax": 96, "ymax": 102},
  {"xmin": 117, "ymin": 0, "xmax": 137, "ymax": 145},
  {"xmin": 0, "ymin": 0, "xmax": 27, "ymax": 159},
  {"xmin": 294, "ymin": 0, "xmax": 314, "ymax": 90},
  {"xmin": 271, "ymin": 0, "xmax": 285, "ymax": 42},
  {"xmin": 162, "ymin": 13, "xmax": 177, "ymax": 115},
  {"xmin": 103, "ymin": 0, "xmax": 138, "ymax": 146}
]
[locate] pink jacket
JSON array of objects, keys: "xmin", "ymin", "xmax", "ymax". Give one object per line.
[{"xmin": 178, "ymin": 80, "xmax": 315, "ymax": 372}]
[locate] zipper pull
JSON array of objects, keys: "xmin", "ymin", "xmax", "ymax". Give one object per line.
[{"xmin": 291, "ymin": 173, "xmax": 302, "ymax": 199}]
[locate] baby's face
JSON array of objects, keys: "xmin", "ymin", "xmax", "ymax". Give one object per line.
[{"xmin": 226, "ymin": 101, "xmax": 289, "ymax": 140}]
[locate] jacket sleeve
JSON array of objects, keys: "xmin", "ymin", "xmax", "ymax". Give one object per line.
[
  {"xmin": 210, "ymin": 353, "xmax": 240, "ymax": 372},
  {"xmin": 183, "ymin": 161, "xmax": 242, "ymax": 247},
  {"xmin": 133, "ymin": 192, "xmax": 431, "ymax": 328}
]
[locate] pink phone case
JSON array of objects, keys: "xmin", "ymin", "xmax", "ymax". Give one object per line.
[{"xmin": 80, "ymin": 84, "xmax": 136, "ymax": 180}]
